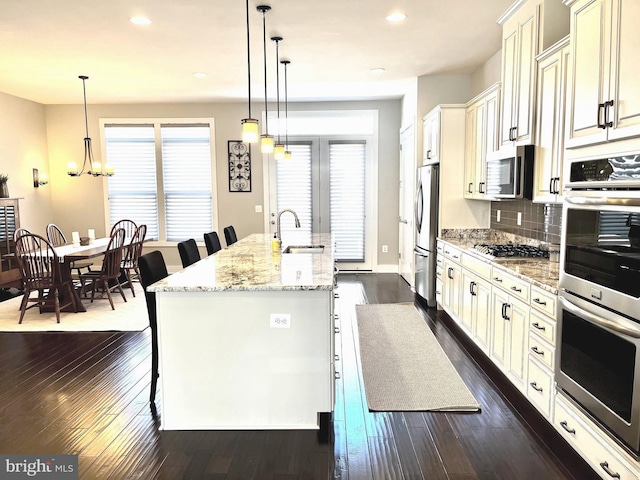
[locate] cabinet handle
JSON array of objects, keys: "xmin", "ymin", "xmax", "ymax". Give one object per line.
[
  {"xmin": 479, "ymin": 182, "xmax": 485, "ymax": 194},
  {"xmin": 560, "ymin": 420, "xmax": 576, "ymax": 435},
  {"xmin": 531, "ymin": 346, "xmax": 545, "ymax": 356},
  {"xmin": 501, "ymin": 303, "xmax": 508, "ymax": 320},
  {"xmin": 469, "ymin": 281, "xmax": 477, "ymax": 296},
  {"xmin": 435, "ymin": 290, "xmax": 441, "ymax": 295},
  {"xmin": 334, "ymin": 371, "xmax": 341, "ymax": 380},
  {"xmin": 604, "ymin": 99, "xmax": 614, "ymax": 128},
  {"xmin": 493, "ymin": 276, "xmax": 502, "ymax": 283},
  {"xmin": 553, "ymin": 177, "xmax": 560, "ymax": 195},
  {"xmin": 549, "ymin": 178, "xmax": 554, "ymax": 195},
  {"xmin": 532, "ymin": 322, "xmax": 546, "ymax": 331},
  {"xmin": 599, "ymin": 461, "xmax": 621, "ymax": 479},
  {"xmin": 335, "ymin": 354, "xmax": 340, "ymax": 362},
  {"xmin": 530, "ymin": 382, "xmax": 543, "ymax": 393},
  {"xmin": 510, "ymin": 286, "xmax": 522, "ymax": 293},
  {"xmin": 598, "ymin": 102, "xmax": 607, "ymax": 129},
  {"xmin": 334, "ymin": 326, "xmax": 340, "ymax": 334},
  {"xmin": 468, "ymin": 182, "xmax": 473, "ymax": 194},
  {"xmin": 426, "ymin": 149, "xmax": 432, "ymax": 159},
  {"xmin": 533, "ymin": 298, "xmax": 546, "ymax": 306},
  {"xmin": 447, "ymin": 267, "xmax": 454, "ymax": 280},
  {"xmin": 509, "ymin": 126, "xmax": 517, "ymax": 141}
]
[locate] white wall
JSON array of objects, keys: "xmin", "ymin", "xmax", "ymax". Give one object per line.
[{"xmin": 470, "ymin": 49, "xmax": 502, "ymax": 98}]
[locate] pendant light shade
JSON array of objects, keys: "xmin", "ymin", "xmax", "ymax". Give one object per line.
[
  {"xmin": 241, "ymin": 0, "xmax": 259, "ymax": 143},
  {"xmin": 271, "ymin": 36, "xmax": 285, "ymax": 159},
  {"xmin": 281, "ymin": 59, "xmax": 292, "ymax": 160},
  {"xmin": 68, "ymin": 75, "xmax": 114, "ymax": 177},
  {"xmin": 257, "ymin": 5, "xmax": 274, "ymax": 154}
]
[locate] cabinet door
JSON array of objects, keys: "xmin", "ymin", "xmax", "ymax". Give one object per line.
[
  {"xmin": 514, "ymin": 8, "xmax": 538, "ymax": 145},
  {"xmin": 506, "ymin": 298, "xmax": 529, "ymax": 392},
  {"xmin": 565, "ymin": 0, "xmax": 611, "ymax": 147},
  {"xmin": 423, "ymin": 111, "xmax": 440, "ymax": 163},
  {"xmin": 485, "ymin": 88, "xmax": 500, "ymax": 161},
  {"xmin": 490, "ymin": 288, "xmax": 510, "ymax": 371},
  {"xmin": 472, "ymin": 277, "xmax": 492, "ymax": 354},
  {"xmin": 607, "ymin": 0, "xmax": 640, "ymax": 142},
  {"xmin": 460, "ymin": 270, "xmax": 475, "ymax": 335},
  {"xmin": 500, "ymin": 28, "xmax": 518, "ymax": 148},
  {"xmin": 443, "ymin": 259, "xmax": 462, "ymax": 322},
  {"xmin": 464, "ymin": 106, "xmax": 477, "ymax": 199}
]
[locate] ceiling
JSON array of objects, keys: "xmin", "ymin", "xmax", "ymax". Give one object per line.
[{"xmin": 0, "ymin": 0, "xmax": 514, "ymax": 105}]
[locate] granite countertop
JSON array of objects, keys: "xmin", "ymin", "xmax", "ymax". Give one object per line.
[
  {"xmin": 148, "ymin": 233, "xmax": 335, "ymax": 292},
  {"xmin": 438, "ymin": 229, "xmax": 559, "ymax": 294}
]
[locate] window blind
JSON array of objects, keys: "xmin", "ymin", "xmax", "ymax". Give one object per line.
[
  {"xmin": 161, "ymin": 126, "xmax": 213, "ymax": 242},
  {"xmin": 276, "ymin": 143, "xmax": 313, "ymax": 245},
  {"xmin": 105, "ymin": 126, "xmax": 159, "ymax": 240},
  {"xmin": 330, "ymin": 141, "xmax": 366, "ymax": 262}
]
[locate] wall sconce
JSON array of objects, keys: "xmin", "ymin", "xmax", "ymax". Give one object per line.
[{"xmin": 33, "ymin": 168, "xmax": 48, "ymax": 187}]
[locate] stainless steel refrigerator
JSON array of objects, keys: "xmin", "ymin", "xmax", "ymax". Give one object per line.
[{"xmin": 414, "ymin": 163, "xmax": 439, "ymax": 307}]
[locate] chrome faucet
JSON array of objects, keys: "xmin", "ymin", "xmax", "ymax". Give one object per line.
[{"xmin": 277, "ymin": 209, "xmax": 301, "ymax": 241}]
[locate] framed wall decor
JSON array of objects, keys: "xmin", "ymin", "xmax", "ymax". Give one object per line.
[{"xmin": 228, "ymin": 140, "xmax": 251, "ymax": 192}]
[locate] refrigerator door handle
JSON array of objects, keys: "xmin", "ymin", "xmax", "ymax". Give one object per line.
[{"xmin": 415, "ymin": 181, "xmax": 424, "ymax": 234}]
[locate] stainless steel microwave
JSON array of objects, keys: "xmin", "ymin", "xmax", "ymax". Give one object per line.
[{"xmin": 485, "ymin": 145, "xmax": 534, "ymax": 199}]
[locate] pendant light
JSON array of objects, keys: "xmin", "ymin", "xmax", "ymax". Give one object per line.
[
  {"xmin": 257, "ymin": 5, "xmax": 274, "ymax": 154},
  {"xmin": 271, "ymin": 36, "xmax": 285, "ymax": 160},
  {"xmin": 281, "ymin": 59, "xmax": 292, "ymax": 160},
  {"xmin": 67, "ymin": 76, "xmax": 114, "ymax": 177},
  {"xmin": 241, "ymin": 0, "xmax": 259, "ymax": 143}
]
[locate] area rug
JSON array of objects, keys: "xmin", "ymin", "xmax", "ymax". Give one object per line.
[
  {"xmin": 0, "ymin": 289, "xmax": 149, "ymax": 332},
  {"xmin": 356, "ymin": 303, "xmax": 481, "ymax": 412}
]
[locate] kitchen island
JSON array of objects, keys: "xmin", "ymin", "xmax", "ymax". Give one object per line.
[{"xmin": 147, "ymin": 233, "xmax": 336, "ymax": 430}]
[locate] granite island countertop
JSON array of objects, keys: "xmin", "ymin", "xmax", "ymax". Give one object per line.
[
  {"xmin": 148, "ymin": 233, "xmax": 335, "ymax": 292},
  {"xmin": 438, "ymin": 230, "xmax": 559, "ymax": 294}
]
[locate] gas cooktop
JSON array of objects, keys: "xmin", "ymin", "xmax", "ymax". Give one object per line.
[{"xmin": 472, "ymin": 244, "xmax": 549, "ymax": 259}]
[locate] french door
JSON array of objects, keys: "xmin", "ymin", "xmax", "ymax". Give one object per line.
[{"xmin": 266, "ymin": 136, "xmax": 374, "ymax": 271}]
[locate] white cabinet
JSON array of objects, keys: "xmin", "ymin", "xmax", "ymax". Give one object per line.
[
  {"xmin": 422, "ymin": 109, "xmax": 440, "ymax": 163},
  {"xmin": 461, "ymin": 254, "xmax": 493, "ymax": 353},
  {"xmin": 565, "ymin": 0, "xmax": 640, "ymax": 148},
  {"xmin": 441, "ymin": 245, "xmax": 462, "ymax": 322},
  {"xmin": 464, "ymin": 83, "xmax": 500, "ymax": 199},
  {"xmin": 533, "ymin": 36, "xmax": 570, "ymax": 203},
  {"xmin": 497, "ymin": 0, "xmax": 569, "ymax": 149}
]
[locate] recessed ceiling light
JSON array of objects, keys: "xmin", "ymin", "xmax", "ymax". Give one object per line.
[
  {"xmin": 386, "ymin": 13, "xmax": 407, "ymax": 22},
  {"xmin": 370, "ymin": 68, "xmax": 386, "ymax": 75},
  {"xmin": 130, "ymin": 16, "xmax": 152, "ymax": 25},
  {"xmin": 193, "ymin": 72, "xmax": 208, "ymax": 78}
]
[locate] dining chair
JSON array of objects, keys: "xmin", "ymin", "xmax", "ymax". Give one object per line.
[
  {"xmin": 223, "ymin": 225, "xmax": 237, "ymax": 246},
  {"xmin": 120, "ymin": 224, "xmax": 147, "ymax": 297},
  {"xmin": 177, "ymin": 238, "xmax": 201, "ymax": 268},
  {"xmin": 13, "ymin": 227, "xmax": 31, "ymax": 243},
  {"xmin": 203, "ymin": 231, "xmax": 222, "ymax": 255},
  {"xmin": 138, "ymin": 250, "xmax": 168, "ymax": 405},
  {"xmin": 78, "ymin": 228, "xmax": 127, "ymax": 310},
  {"xmin": 14, "ymin": 233, "xmax": 77, "ymax": 324},
  {"xmin": 110, "ymin": 219, "xmax": 137, "ymax": 245},
  {"xmin": 46, "ymin": 223, "xmax": 93, "ymax": 275}
]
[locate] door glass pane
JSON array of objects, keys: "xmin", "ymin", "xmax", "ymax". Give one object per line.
[{"xmin": 276, "ymin": 143, "xmax": 312, "ymax": 246}]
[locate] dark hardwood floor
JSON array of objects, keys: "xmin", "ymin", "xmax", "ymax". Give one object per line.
[{"xmin": 0, "ymin": 274, "xmax": 598, "ymax": 479}]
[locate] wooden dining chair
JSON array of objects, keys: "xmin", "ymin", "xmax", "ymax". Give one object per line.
[
  {"xmin": 110, "ymin": 219, "xmax": 137, "ymax": 244},
  {"xmin": 14, "ymin": 233, "xmax": 77, "ymax": 324},
  {"xmin": 121, "ymin": 224, "xmax": 147, "ymax": 297},
  {"xmin": 223, "ymin": 225, "xmax": 237, "ymax": 246},
  {"xmin": 177, "ymin": 238, "xmax": 200, "ymax": 268},
  {"xmin": 203, "ymin": 231, "xmax": 222, "ymax": 255},
  {"xmin": 78, "ymin": 228, "xmax": 127, "ymax": 310},
  {"xmin": 46, "ymin": 223, "xmax": 93, "ymax": 275},
  {"xmin": 138, "ymin": 250, "xmax": 168, "ymax": 405}
]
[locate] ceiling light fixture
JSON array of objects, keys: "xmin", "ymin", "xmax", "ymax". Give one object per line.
[
  {"xmin": 257, "ymin": 5, "xmax": 274, "ymax": 154},
  {"xmin": 241, "ymin": 0, "xmax": 259, "ymax": 143},
  {"xmin": 281, "ymin": 59, "xmax": 292, "ymax": 160},
  {"xmin": 130, "ymin": 16, "xmax": 152, "ymax": 25},
  {"xmin": 271, "ymin": 36, "xmax": 285, "ymax": 160},
  {"xmin": 386, "ymin": 12, "xmax": 407, "ymax": 22},
  {"xmin": 370, "ymin": 67, "xmax": 386, "ymax": 74},
  {"xmin": 67, "ymin": 76, "xmax": 114, "ymax": 177}
]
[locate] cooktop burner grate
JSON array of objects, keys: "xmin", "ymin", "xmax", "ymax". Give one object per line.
[{"xmin": 473, "ymin": 244, "xmax": 549, "ymax": 258}]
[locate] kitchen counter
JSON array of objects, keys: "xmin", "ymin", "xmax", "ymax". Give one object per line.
[
  {"xmin": 438, "ymin": 231, "xmax": 559, "ymax": 294},
  {"xmin": 150, "ymin": 233, "xmax": 336, "ymax": 431}
]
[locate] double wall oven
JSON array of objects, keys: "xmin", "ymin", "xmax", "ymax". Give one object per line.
[{"xmin": 557, "ymin": 153, "xmax": 640, "ymax": 455}]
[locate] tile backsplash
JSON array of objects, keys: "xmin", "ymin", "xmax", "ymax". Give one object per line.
[{"xmin": 490, "ymin": 200, "xmax": 562, "ymax": 245}]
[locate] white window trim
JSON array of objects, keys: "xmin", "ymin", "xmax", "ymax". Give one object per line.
[{"xmin": 99, "ymin": 117, "xmax": 219, "ymax": 245}]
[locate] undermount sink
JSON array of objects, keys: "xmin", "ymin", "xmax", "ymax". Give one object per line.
[{"xmin": 283, "ymin": 244, "xmax": 325, "ymax": 254}]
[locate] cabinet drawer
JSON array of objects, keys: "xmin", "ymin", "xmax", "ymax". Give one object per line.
[
  {"xmin": 436, "ymin": 254, "xmax": 444, "ymax": 268},
  {"xmin": 529, "ymin": 309, "xmax": 556, "ymax": 345},
  {"xmin": 527, "ymin": 358, "xmax": 553, "ymax": 419},
  {"xmin": 462, "ymin": 253, "xmax": 491, "ymax": 278},
  {"xmin": 528, "ymin": 332, "xmax": 555, "ymax": 371},
  {"xmin": 442, "ymin": 243, "xmax": 461, "ymax": 262},
  {"xmin": 435, "ymin": 277, "xmax": 443, "ymax": 305},
  {"xmin": 492, "ymin": 268, "xmax": 530, "ymax": 303},
  {"xmin": 530, "ymin": 285, "xmax": 556, "ymax": 318},
  {"xmin": 436, "ymin": 265, "xmax": 443, "ymax": 282},
  {"xmin": 555, "ymin": 396, "xmax": 639, "ymax": 480},
  {"xmin": 436, "ymin": 241, "xmax": 444, "ymax": 254}
]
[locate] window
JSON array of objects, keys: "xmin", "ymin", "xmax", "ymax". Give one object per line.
[{"xmin": 103, "ymin": 120, "xmax": 216, "ymax": 242}]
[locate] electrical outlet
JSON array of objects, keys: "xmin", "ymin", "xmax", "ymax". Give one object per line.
[
  {"xmin": 517, "ymin": 212, "xmax": 522, "ymax": 226},
  {"xmin": 255, "ymin": 205, "xmax": 262, "ymax": 213},
  {"xmin": 496, "ymin": 210, "xmax": 501, "ymax": 222},
  {"xmin": 270, "ymin": 313, "xmax": 291, "ymax": 328},
  {"xmin": 382, "ymin": 245, "xmax": 388, "ymax": 253}
]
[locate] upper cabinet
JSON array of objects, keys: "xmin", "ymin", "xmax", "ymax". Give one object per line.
[
  {"xmin": 497, "ymin": 0, "xmax": 569, "ymax": 151},
  {"xmin": 564, "ymin": 0, "xmax": 640, "ymax": 148},
  {"xmin": 422, "ymin": 110, "xmax": 440, "ymax": 164},
  {"xmin": 533, "ymin": 37, "xmax": 570, "ymax": 203},
  {"xmin": 464, "ymin": 83, "xmax": 500, "ymax": 200}
]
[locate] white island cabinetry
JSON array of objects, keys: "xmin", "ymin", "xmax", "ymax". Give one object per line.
[{"xmin": 149, "ymin": 233, "xmax": 336, "ymax": 431}]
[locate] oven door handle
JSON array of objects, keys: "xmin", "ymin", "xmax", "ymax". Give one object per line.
[
  {"xmin": 559, "ymin": 296, "xmax": 640, "ymax": 339},
  {"xmin": 565, "ymin": 195, "xmax": 640, "ymax": 207}
]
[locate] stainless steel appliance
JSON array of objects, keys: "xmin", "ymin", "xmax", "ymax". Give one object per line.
[
  {"xmin": 557, "ymin": 152, "xmax": 640, "ymax": 455},
  {"xmin": 414, "ymin": 163, "xmax": 439, "ymax": 307},
  {"xmin": 485, "ymin": 144, "xmax": 534, "ymax": 199}
]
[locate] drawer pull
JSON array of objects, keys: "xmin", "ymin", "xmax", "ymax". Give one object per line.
[
  {"xmin": 599, "ymin": 461, "xmax": 621, "ymax": 479},
  {"xmin": 334, "ymin": 327, "xmax": 340, "ymax": 334},
  {"xmin": 510, "ymin": 286, "xmax": 522, "ymax": 293},
  {"xmin": 533, "ymin": 298, "xmax": 547, "ymax": 306},
  {"xmin": 334, "ymin": 372, "xmax": 341, "ymax": 380},
  {"xmin": 335, "ymin": 354, "xmax": 340, "ymax": 362},
  {"xmin": 560, "ymin": 420, "xmax": 576, "ymax": 435},
  {"xmin": 531, "ymin": 346, "xmax": 545, "ymax": 356},
  {"xmin": 493, "ymin": 277, "xmax": 503, "ymax": 283},
  {"xmin": 529, "ymin": 382, "xmax": 543, "ymax": 393},
  {"xmin": 532, "ymin": 322, "xmax": 546, "ymax": 331}
]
